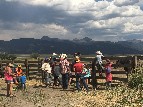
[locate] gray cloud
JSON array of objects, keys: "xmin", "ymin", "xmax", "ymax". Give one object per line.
[{"xmin": 0, "ymin": 0, "xmax": 143, "ymax": 41}]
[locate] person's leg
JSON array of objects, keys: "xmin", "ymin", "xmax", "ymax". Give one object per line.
[
  {"xmin": 9, "ymin": 83, "xmax": 13, "ymax": 96},
  {"xmin": 7, "ymin": 82, "xmax": 10, "ymax": 97},
  {"xmin": 65, "ymin": 73, "xmax": 69, "ymax": 89},
  {"xmin": 106, "ymin": 81, "xmax": 110, "ymax": 89},
  {"xmin": 58, "ymin": 74, "xmax": 62, "ymax": 86},
  {"xmin": 81, "ymin": 78, "xmax": 89, "ymax": 92},
  {"xmin": 49, "ymin": 73, "xmax": 53, "ymax": 84},
  {"xmin": 22, "ymin": 83, "xmax": 26, "ymax": 90},
  {"xmin": 76, "ymin": 74, "xmax": 81, "ymax": 91},
  {"xmin": 85, "ymin": 78, "xmax": 88, "ymax": 84},
  {"xmin": 53, "ymin": 76, "xmax": 56, "ymax": 86},
  {"xmin": 62, "ymin": 74, "xmax": 65, "ymax": 89},
  {"xmin": 108, "ymin": 81, "xmax": 111, "ymax": 88},
  {"xmin": 45, "ymin": 72, "xmax": 50, "ymax": 87}
]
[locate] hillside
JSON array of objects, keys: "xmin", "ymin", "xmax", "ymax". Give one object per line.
[{"xmin": 0, "ymin": 36, "xmax": 143, "ymax": 54}]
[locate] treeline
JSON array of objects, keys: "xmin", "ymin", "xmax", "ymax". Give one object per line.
[{"xmin": 0, "ymin": 36, "xmax": 143, "ymax": 54}]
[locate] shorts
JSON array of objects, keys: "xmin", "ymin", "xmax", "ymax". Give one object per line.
[{"xmin": 6, "ymin": 80, "xmax": 13, "ymax": 84}]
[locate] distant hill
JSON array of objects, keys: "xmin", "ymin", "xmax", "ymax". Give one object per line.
[{"xmin": 0, "ymin": 36, "xmax": 143, "ymax": 55}]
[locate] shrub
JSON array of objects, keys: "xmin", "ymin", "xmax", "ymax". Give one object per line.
[
  {"xmin": 30, "ymin": 53, "xmax": 40, "ymax": 59},
  {"xmin": 128, "ymin": 61, "xmax": 143, "ymax": 90},
  {"xmin": 7, "ymin": 54, "xmax": 17, "ymax": 61},
  {"xmin": 0, "ymin": 52, "xmax": 9, "ymax": 60}
]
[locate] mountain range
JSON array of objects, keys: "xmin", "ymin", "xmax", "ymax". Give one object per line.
[{"xmin": 0, "ymin": 36, "xmax": 143, "ymax": 55}]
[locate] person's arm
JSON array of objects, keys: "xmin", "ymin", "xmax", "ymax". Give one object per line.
[{"xmin": 41, "ymin": 63, "xmax": 46, "ymax": 70}]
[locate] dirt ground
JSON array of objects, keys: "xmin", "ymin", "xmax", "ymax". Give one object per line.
[
  {"xmin": 1, "ymin": 77, "xmax": 141, "ymax": 107},
  {"xmin": 0, "ymin": 77, "xmax": 116, "ymax": 107}
]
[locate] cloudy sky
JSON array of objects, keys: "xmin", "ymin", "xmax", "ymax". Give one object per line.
[{"xmin": 0, "ymin": 0, "xmax": 143, "ymax": 41}]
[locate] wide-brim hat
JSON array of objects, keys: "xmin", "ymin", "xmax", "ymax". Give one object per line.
[
  {"xmin": 8, "ymin": 63, "xmax": 14, "ymax": 67},
  {"xmin": 52, "ymin": 53, "xmax": 57, "ymax": 56},
  {"xmin": 60, "ymin": 54, "xmax": 67, "ymax": 59},
  {"xmin": 96, "ymin": 51, "xmax": 102, "ymax": 55},
  {"xmin": 76, "ymin": 59, "xmax": 80, "ymax": 63}
]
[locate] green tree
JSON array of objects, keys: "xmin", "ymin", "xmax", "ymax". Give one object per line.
[
  {"xmin": 0, "ymin": 52, "xmax": 9, "ymax": 60},
  {"xmin": 30, "ymin": 53, "xmax": 40, "ymax": 59},
  {"xmin": 7, "ymin": 54, "xmax": 17, "ymax": 61}
]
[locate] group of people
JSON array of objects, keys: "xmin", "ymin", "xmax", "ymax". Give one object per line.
[
  {"xmin": 4, "ymin": 63, "xmax": 26, "ymax": 97},
  {"xmin": 3, "ymin": 51, "xmax": 112, "ymax": 97},
  {"xmin": 41, "ymin": 51, "xmax": 113, "ymax": 93}
]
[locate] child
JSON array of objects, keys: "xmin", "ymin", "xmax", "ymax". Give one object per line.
[
  {"xmin": 83, "ymin": 64, "xmax": 91, "ymax": 85},
  {"xmin": 16, "ymin": 65, "xmax": 23, "ymax": 83},
  {"xmin": 4, "ymin": 63, "xmax": 14, "ymax": 97},
  {"xmin": 20, "ymin": 73, "xmax": 26, "ymax": 90},
  {"xmin": 105, "ymin": 59, "xmax": 112, "ymax": 89}
]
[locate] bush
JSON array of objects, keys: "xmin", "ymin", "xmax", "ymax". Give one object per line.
[
  {"xmin": 128, "ymin": 61, "xmax": 143, "ymax": 90},
  {"xmin": 30, "ymin": 53, "xmax": 40, "ymax": 59},
  {"xmin": 0, "ymin": 52, "xmax": 9, "ymax": 60},
  {"xmin": 0, "ymin": 52, "xmax": 17, "ymax": 60},
  {"xmin": 7, "ymin": 54, "xmax": 17, "ymax": 60},
  {"xmin": 128, "ymin": 73, "xmax": 143, "ymax": 89}
]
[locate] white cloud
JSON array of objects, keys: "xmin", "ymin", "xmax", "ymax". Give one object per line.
[
  {"xmin": 124, "ymin": 22, "xmax": 143, "ymax": 33},
  {"xmin": 0, "ymin": 0, "xmax": 143, "ymax": 41}
]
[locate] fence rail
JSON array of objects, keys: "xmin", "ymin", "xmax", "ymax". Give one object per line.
[{"xmin": 0, "ymin": 55, "xmax": 142, "ymax": 87}]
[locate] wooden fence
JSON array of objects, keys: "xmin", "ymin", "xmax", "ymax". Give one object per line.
[{"xmin": 0, "ymin": 55, "xmax": 142, "ymax": 88}]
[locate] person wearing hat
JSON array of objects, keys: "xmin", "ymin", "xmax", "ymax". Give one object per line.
[
  {"xmin": 95, "ymin": 51, "xmax": 104, "ymax": 77},
  {"xmin": 4, "ymin": 63, "xmax": 15, "ymax": 97},
  {"xmin": 73, "ymin": 59, "xmax": 89, "ymax": 93},
  {"xmin": 41, "ymin": 58, "xmax": 52, "ymax": 88},
  {"xmin": 59, "ymin": 53, "xmax": 70, "ymax": 90},
  {"xmin": 15, "ymin": 65, "xmax": 23, "ymax": 83}
]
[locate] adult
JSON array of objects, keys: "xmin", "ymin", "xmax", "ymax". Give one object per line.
[
  {"xmin": 73, "ymin": 58, "xmax": 89, "ymax": 93},
  {"xmin": 41, "ymin": 58, "xmax": 52, "ymax": 88},
  {"xmin": 60, "ymin": 54, "xmax": 70, "ymax": 90},
  {"xmin": 95, "ymin": 51, "xmax": 104, "ymax": 77},
  {"xmin": 49, "ymin": 53, "xmax": 58, "ymax": 74},
  {"xmin": 69, "ymin": 52, "xmax": 81, "ymax": 86},
  {"xmin": 53, "ymin": 61, "xmax": 62, "ymax": 87}
]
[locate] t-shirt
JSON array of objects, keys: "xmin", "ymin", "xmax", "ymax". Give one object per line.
[
  {"xmin": 95, "ymin": 55, "xmax": 104, "ymax": 64},
  {"xmin": 41, "ymin": 63, "xmax": 52, "ymax": 73},
  {"xmin": 73, "ymin": 62, "xmax": 83, "ymax": 73},
  {"xmin": 4, "ymin": 66, "xmax": 13, "ymax": 81},
  {"xmin": 20, "ymin": 76, "xmax": 26, "ymax": 84},
  {"xmin": 105, "ymin": 63, "xmax": 112, "ymax": 74}
]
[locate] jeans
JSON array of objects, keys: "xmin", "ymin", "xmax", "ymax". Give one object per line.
[
  {"xmin": 76, "ymin": 73, "xmax": 89, "ymax": 92},
  {"xmin": 62, "ymin": 73, "xmax": 69, "ymax": 89},
  {"xmin": 45, "ymin": 72, "xmax": 52, "ymax": 84},
  {"xmin": 21, "ymin": 83, "xmax": 26, "ymax": 90}
]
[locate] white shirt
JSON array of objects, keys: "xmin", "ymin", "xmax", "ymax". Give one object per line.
[
  {"xmin": 41, "ymin": 63, "xmax": 52, "ymax": 73},
  {"xmin": 96, "ymin": 54, "xmax": 104, "ymax": 64}
]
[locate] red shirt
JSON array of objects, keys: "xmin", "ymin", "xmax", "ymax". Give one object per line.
[{"xmin": 73, "ymin": 62, "xmax": 83, "ymax": 73}]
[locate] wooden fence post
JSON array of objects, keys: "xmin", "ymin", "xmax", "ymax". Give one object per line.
[
  {"xmin": 38, "ymin": 58, "xmax": 43, "ymax": 83},
  {"xmin": 92, "ymin": 58, "xmax": 97, "ymax": 90},
  {"xmin": 25, "ymin": 59, "xmax": 29, "ymax": 80},
  {"xmin": 132, "ymin": 55, "xmax": 137, "ymax": 73}
]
